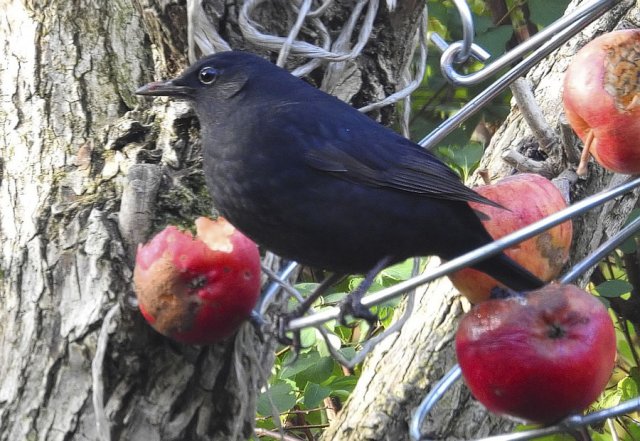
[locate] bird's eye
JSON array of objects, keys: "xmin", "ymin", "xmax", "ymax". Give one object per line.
[{"xmin": 198, "ymin": 66, "xmax": 218, "ymax": 85}]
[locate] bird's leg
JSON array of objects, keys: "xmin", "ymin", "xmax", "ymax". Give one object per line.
[
  {"xmin": 338, "ymin": 256, "xmax": 394, "ymax": 328},
  {"xmin": 294, "ymin": 272, "xmax": 346, "ymax": 317},
  {"xmin": 277, "ymin": 272, "xmax": 345, "ymax": 346}
]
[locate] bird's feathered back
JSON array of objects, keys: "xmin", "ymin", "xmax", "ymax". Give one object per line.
[{"xmin": 177, "ymin": 51, "xmax": 502, "ymax": 208}]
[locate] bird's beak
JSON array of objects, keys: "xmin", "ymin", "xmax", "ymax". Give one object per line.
[{"xmin": 136, "ymin": 79, "xmax": 194, "ymax": 98}]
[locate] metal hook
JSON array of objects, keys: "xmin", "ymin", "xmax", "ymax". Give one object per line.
[
  {"xmin": 431, "ymin": 33, "xmax": 491, "ymax": 64},
  {"xmin": 449, "ymin": 0, "xmax": 476, "ymax": 63},
  {"xmin": 420, "ymin": 0, "xmax": 620, "ymax": 150},
  {"xmin": 433, "ymin": 0, "xmax": 620, "ymax": 87}
]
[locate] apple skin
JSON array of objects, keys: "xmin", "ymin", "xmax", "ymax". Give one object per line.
[
  {"xmin": 563, "ymin": 29, "xmax": 640, "ymax": 175},
  {"xmin": 134, "ymin": 217, "xmax": 261, "ymax": 344},
  {"xmin": 449, "ymin": 173, "xmax": 572, "ymax": 303},
  {"xmin": 455, "ymin": 284, "xmax": 616, "ymax": 424}
]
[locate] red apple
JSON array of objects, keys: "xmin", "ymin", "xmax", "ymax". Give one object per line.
[
  {"xmin": 134, "ymin": 217, "xmax": 261, "ymax": 344},
  {"xmin": 449, "ymin": 173, "xmax": 572, "ymax": 303},
  {"xmin": 455, "ymin": 284, "xmax": 616, "ymax": 424},
  {"xmin": 563, "ymin": 29, "xmax": 640, "ymax": 175}
]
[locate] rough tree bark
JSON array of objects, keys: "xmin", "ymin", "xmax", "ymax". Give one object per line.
[
  {"xmin": 0, "ymin": 1, "xmax": 424, "ymax": 440},
  {"xmin": 321, "ymin": 1, "xmax": 640, "ymax": 440}
]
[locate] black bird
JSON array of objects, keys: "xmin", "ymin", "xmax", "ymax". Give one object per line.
[{"xmin": 136, "ymin": 51, "xmax": 544, "ymax": 324}]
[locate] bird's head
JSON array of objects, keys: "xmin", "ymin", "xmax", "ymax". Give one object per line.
[{"xmin": 136, "ymin": 51, "xmax": 290, "ymax": 107}]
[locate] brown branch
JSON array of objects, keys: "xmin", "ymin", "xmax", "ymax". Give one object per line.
[
  {"xmin": 254, "ymin": 428, "xmax": 304, "ymax": 441},
  {"xmin": 510, "ymin": 78, "xmax": 558, "ymax": 156}
]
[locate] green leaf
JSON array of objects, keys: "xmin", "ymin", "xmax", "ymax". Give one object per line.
[
  {"xmin": 514, "ymin": 425, "xmax": 575, "ymax": 441},
  {"xmin": 475, "ymin": 25, "xmax": 513, "ymax": 60},
  {"xmin": 295, "ymin": 356, "xmax": 335, "ymax": 387},
  {"xmin": 619, "ymin": 236, "xmax": 637, "ymax": 254},
  {"xmin": 617, "ymin": 375, "xmax": 639, "ymax": 401},
  {"xmin": 619, "ymin": 208, "xmax": 640, "ymax": 253},
  {"xmin": 303, "ymin": 382, "xmax": 332, "ymax": 408},
  {"xmin": 528, "ymin": 0, "xmax": 571, "ymax": 27},
  {"xmin": 436, "ymin": 143, "xmax": 484, "ymax": 181},
  {"xmin": 380, "ymin": 258, "xmax": 416, "ymax": 283},
  {"xmin": 282, "ymin": 352, "xmax": 335, "ymax": 386},
  {"xmin": 254, "ymin": 420, "xmax": 276, "ymax": 433},
  {"xmin": 616, "ymin": 326, "xmax": 636, "ymax": 366},
  {"xmin": 629, "ymin": 366, "xmax": 640, "ymax": 382},
  {"xmin": 321, "ymin": 291, "xmax": 348, "ymax": 305},
  {"xmin": 591, "ymin": 431, "xmax": 610, "ymax": 441},
  {"xmin": 597, "ymin": 386, "xmax": 622, "ymax": 410},
  {"xmin": 257, "ymin": 381, "xmax": 296, "ymax": 416},
  {"xmin": 474, "ymin": 15, "xmax": 493, "ymax": 34},
  {"xmin": 281, "ymin": 352, "xmax": 322, "ymax": 379},
  {"xmin": 594, "ymin": 374, "xmax": 640, "ymax": 416},
  {"xmin": 375, "ymin": 305, "xmax": 398, "ymax": 328},
  {"xmin": 299, "ymin": 327, "xmax": 317, "ymax": 348},
  {"xmin": 626, "ymin": 421, "xmax": 640, "ymax": 440},
  {"xmin": 315, "ymin": 330, "xmax": 341, "ymax": 358},
  {"xmin": 323, "ymin": 375, "xmax": 358, "ymax": 393},
  {"xmin": 332, "ymin": 347, "xmax": 357, "ymax": 369},
  {"xmin": 295, "ymin": 282, "xmax": 320, "ymax": 297},
  {"xmin": 595, "ymin": 280, "xmax": 632, "ymax": 298}
]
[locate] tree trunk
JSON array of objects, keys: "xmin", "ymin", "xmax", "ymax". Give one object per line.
[
  {"xmin": 320, "ymin": 1, "xmax": 639, "ymax": 440},
  {"xmin": 0, "ymin": 0, "xmax": 425, "ymax": 440}
]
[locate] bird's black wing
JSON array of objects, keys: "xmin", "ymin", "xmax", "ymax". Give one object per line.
[{"xmin": 304, "ymin": 133, "xmax": 502, "ymax": 208}]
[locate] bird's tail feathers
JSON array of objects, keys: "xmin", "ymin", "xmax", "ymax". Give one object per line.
[{"xmin": 472, "ymin": 253, "xmax": 545, "ymax": 292}]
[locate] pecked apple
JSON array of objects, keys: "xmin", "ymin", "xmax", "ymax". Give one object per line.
[
  {"xmin": 134, "ymin": 216, "xmax": 262, "ymax": 344},
  {"xmin": 563, "ymin": 29, "xmax": 640, "ymax": 175},
  {"xmin": 455, "ymin": 283, "xmax": 616, "ymax": 424},
  {"xmin": 449, "ymin": 173, "xmax": 572, "ymax": 303}
]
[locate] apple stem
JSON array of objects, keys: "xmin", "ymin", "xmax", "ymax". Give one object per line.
[
  {"xmin": 626, "ymin": 94, "xmax": 640, "ymax": 111},
  {"xmin": 478, "ymin": 169, "xmax": 491, "ymax": 185},
  {"xmin": 576, "ymin": 130, "xmax": 594, "ymax": 176}
]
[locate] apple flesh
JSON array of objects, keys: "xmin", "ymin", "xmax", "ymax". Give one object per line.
[
  {"xmin": 563, "ymin": 29, "xmax": 640, "ymax": 175},
  {"xmin": 449, "ymin": 173, "xmax": 572, "ymax": 303},
  {"xmin": 455, "ymin": 284, "xmax": 616, "ymax": 424},
  {"xmin": 134, "ymin": 217, "xmax": 262, "ymax": 344}
]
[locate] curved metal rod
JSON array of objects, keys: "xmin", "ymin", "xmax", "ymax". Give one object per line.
[
  {"xmin": 409, "ymin": 206, "xmax": 640, "ymax": 441},
  {"xmin": 560, "ymin": 214, "xmax": 640, "ymax": 285},
  {"xmin": 430, "ymin": 33, "xmax": 490, "ymax": 63},
  {"xmin": 475, "ymin": 399, "xmax": 640, "ymax": 441},
  {"xmin": 258, "ymin": 260, "xmax": 299, "ymax": 315},
  {"xmin": 409, "ymin": 365, "xmax": 462, "ymax": 440},
  {"xmin": 286, "ymin": 176, "xmax": 640, "ymax": 332},
  {"xmin": 420, "ymin": 0, "xmax": 620, "ymax": 149},
  {"xmin": 450, "ymin": 0, "xmax": 475, "ymax": 63},
  {"xmin": 439, "ymin": 0, "xmax": 620, "ymax": 86}
]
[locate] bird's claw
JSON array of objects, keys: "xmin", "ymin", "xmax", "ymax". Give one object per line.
[
  {"xmin": 276, "ymin": 313, "xmax": 295, "ymax": 346},
  {"xmin": 276, "ymin": 314, "xmax": 303, "ymax": 364},
  {"xmin": 338, "ymin": 294, "xmax": 379, "ymax": 332}
]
